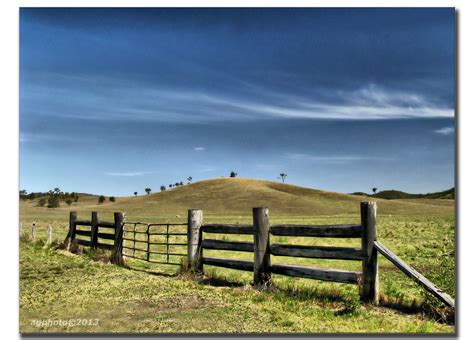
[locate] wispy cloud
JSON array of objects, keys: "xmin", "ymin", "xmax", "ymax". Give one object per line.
[
  {"xmin": 19, "ymin": 132, "xmax": 91, "ymax": 143},
  {"xmin": 194, "ymin": 147, "xmax": 206, "ymax": 151},
  {"xmin": 434, "ymin": 127, "xmax": 454, "ymax": 135},
  {"xmin": 22, "ymin": 73, "xmax": 454, "ymax": 122},
  {"xmin": 104, "ymin": 171, "xmax": 150, "ymax": 177},
  {"xmin": 284, "ymin": 153, "xmax": 395, "ymax": 164},
  {"xmin": 196, "ymin": 166, "xmax": 218, "ymax": 173}
]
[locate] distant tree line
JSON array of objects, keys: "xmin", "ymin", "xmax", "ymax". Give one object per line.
[
  {"xmin": 20, "ymin": 188, "xmax": 118, "ymax": 207},
  {"xmin": 20, "ymin": 188, "xmax": 80, "ymax": 208},
  {"xmin": 133, "ymin": 176, "xmax": 195, "ymax": 196}
]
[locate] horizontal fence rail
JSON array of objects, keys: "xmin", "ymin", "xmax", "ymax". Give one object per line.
[
  {"xmin": 270, "ymin": 264, "xmax": 361, "ymax": 284},
  {"xmin": 202, "ymin": 257, "xmax": 254, "ymax": 272},
  {"xmin": 270, "ymin": 244, "xmax": 364, "ymax": 261},
  {"xmin": 201, "ymin": 224, "xmax": 254, "ymax": 235},
  {"xmin": 97, "ymin": 222, "xmax": 116, "ymax": 229},
  {"xmin": 75, "ymin": 220, "xmax": 91, "ymax": 226},
  {"xmin": 75, "ymin": 229, "xmax": 91, "ymax": 237},
  {"xmin": 270, "ymin": 224, "xmax": 362, "ymax": 238},
  {"xmin": 202, "ymin": 239, "xmax": 253, "ymax": 252}
]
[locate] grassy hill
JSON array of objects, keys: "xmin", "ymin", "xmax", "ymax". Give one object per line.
[
  {"xmin": 20, "ymin": 178, "xmax": 454, "ymax": 224},
  {"xmin": 351, "ymin": 188, "xmax": 455, "ymax": 200}
]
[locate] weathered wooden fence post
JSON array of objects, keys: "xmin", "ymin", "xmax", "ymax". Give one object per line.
[
  {"xmin": 31, "ymin": 222, "xmax": 36, "ymax": 241},
  {"xmin": 65, "ymin": 212, "xmax": 77, "ymax": 251},
  {"xmin": 187, "ymin": 209, "xmax": 203, "ymax": 273},
  {"xmin": 47, "ymin": 224, "xmax": 52, "ymax": 244},
  {"xmin": 253, "ymin": 207, "xmax": 271, "ymax": 287},
  {"xmin": 110, "ymin": 212, "xmax": 125, "ymax": 265},
  {"xmin": 91, "ymin": 211, "xmax": 99, "ymax": 248},
  {"xmin": 360, "ymin": 201, "xmax": 379, "ymax": 304}
]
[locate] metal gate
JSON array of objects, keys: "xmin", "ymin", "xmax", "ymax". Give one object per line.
[{"xmin": 122, "ymin": 222, "xmax": 187, "ymax": 265}]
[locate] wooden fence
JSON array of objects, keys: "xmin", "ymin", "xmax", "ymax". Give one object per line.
[
  {"xmin": 62, "ymin": 202, "xmax": 454, "ymax": 308},
  {"xmin": 64, "ymin": 211, "xmax": 125, "ymax": 264},
  {"xmin": 188, "ymin": 203, "xmax": 377, "ymax": 302},
  {"xmin": 188, "ymin": 202, "xmax": 455, "ymax": 308}
]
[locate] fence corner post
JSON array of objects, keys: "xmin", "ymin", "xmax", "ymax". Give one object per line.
[
  {"xmin": 91, "ymin": 211, "xmax": 99, "ymax": 248},
  {"xmin": 360, "ymin": 201, "xmax": 379, "ymax": 304},
  {"xmin": 187, "ymin": 209, "xmax": 203, "ymax": 273},
  {"xmin": 253, "ymin": 207, "xmax": 271, "ymax": 288},
  {"xmin": 110, "ymin": 212, "xmax": 125, "ymax": 265},
  {"xmin": 64, "ymin": 212, "xmax": 77, "ymax": 251}
]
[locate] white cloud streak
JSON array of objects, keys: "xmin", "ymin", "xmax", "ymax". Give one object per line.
[
  {"xmin": 194, "ymin": 147, "xmax": 206, "ymax": 151},
  {"xmin": 104, "ymin": 171, "xmax": 150, "ymax": 177},
  {"xmin": 434, "ymin": 127, "xmax": 455, "ymax": 135},
  {"xmin": 19, "ymin": 132, "xmax": 91, "ymax": 143}
]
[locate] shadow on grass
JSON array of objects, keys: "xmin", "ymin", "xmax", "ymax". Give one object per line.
[
  {"xmin": 122, "ymin": 265, "xmax": 178, "ymax": 278},
  {"xmin": 272, "ymin": 282, "xmax": 351, "ymax": 304},
  {"xmin": 198, "ymin": 276, "xmax": 245, "ymax": 288},
  {"xmin": 378, "ymin": 293, "xmax": 455, "ymax": 325}
]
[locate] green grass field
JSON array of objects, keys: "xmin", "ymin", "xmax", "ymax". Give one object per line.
[{"xmin": 19, "ymin": 178, "xmax": 455, "ymax": 334}]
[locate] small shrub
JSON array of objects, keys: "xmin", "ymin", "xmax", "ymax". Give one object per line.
[
  {"xmin": 98, "ymin": 195, "xmax": 106, "ymax": 204},
  {"xmin": 37, "ymin": 198, "xmax": 46, "ymax": 207},
  {"xmin": 109, "ymin": 196, "xmax": 115, "ymax": 202},
  {"xmin": 47, "ymin": 196, "xmax": 60, "ymax": 208},
  {"xmin": 65, "ymin": 199, "xmax": 73, "ymax": 206}
]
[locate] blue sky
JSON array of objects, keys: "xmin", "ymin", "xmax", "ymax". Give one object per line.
[{"xmin": 19, "ymin": 8, "xmax": 455, "ymax": 197}]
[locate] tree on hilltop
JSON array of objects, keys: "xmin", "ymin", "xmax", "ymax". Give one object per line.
[{"xmin": 278, "ymin": 173, "xmax": 288, "ymax": 183}]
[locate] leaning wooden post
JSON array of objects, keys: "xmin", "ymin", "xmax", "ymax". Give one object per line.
[
  {"xmin": 90, "ymin": 212, "xmax": 99, "ymax": 248},
  {"xmin": 360, "ymin": 201, "xmax": 379, "ymax": 304},
  {"xmin": 110, "ymin": 212, "xmax": 125, "ymax": 265},
  {"xmin": 253, "ymin": 207, "xmax": 271, "ymax": 288},
  {"xmin": 187, "ymin": 209, "xmax": 203, "ymax": 273},
  {"xmin": 65, "ymin": 212, "xmax": 77, "ymax": 251}
]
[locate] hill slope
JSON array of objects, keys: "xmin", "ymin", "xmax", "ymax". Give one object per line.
[
  {"xmin": 71, "ymin": 179, "xmax": 453, "ymax": 214},
  {"xmin": 351, "ymin": 188, "xmax": 455, "ymax": 200},
  {"xmin": 20, "ymin": 178, "xmax": 454, "ymax": 223}
]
